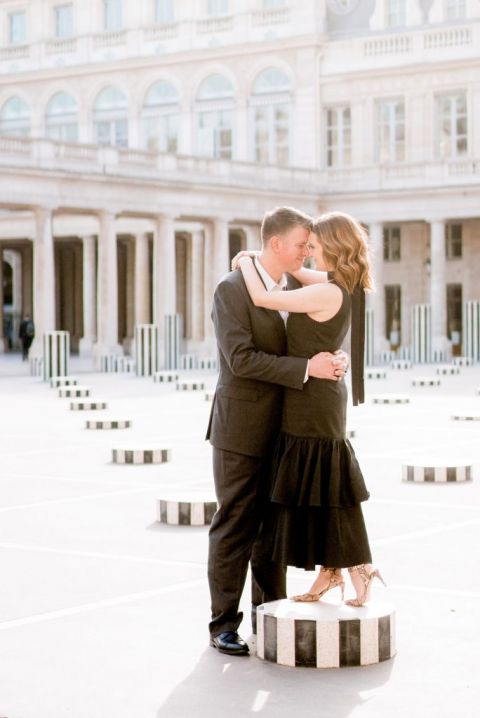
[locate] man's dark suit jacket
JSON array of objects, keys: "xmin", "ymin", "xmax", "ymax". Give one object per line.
[{"xmin": 206, "ymin": 269, "xmax": 308, "ymax": 458}]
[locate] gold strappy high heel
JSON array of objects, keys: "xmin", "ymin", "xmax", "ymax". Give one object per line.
[
  {"xmin": 291, "ymin": 567, "xmax": 345, "ymax": 603},
  {"xmin": 346, "ymin": 564, "xmax": 386, "ymax": 607}
]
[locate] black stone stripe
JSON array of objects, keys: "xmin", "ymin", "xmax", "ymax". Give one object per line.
[
  {"xmin": 160, "ymin": 500, "xmax": 167, "ymax": 523},
  {"xmin": 144, "ymin": 450, "xmax": 153, "ymax": 464},
  {"xmin": 378, "ymin": 615, "xmax": 391, "ymax": 662},
  {"xmin": 264, "ymin": 614, "xmax": 277, "ymax": 662},
  {"xmin": 179, "ymin": 502, "xmax": 191, "ymax": 525},
  {"xmin": 447, "ymin": 467, "xmax": 456, "ymax": 482},
  {"xmin": 407, "ymin": 466, "xmax": 414, "ymax": 482},
  {"xmin": 424, "ymin": 467, "xmax": 435, "ymax": 482},
  {"xmin": 295, "ymin": 620, "xmax": 316, "ymax": 667},
  {"xmin": 125, "ymin": 450, "xmax": 133, "ymax": 463},
  {"xmin": 466, "ymin": 465, "xmax": 471, "ymax": 481},
  {"xmin": 204, "ymin": 502, "xmax": 217, "ymax": 524},
  {"xmin": 340, "ymin": 619, "xmax": 361, "ymax": 667}
]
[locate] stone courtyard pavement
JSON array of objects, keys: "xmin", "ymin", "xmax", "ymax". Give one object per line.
[{"xmin": 0, "ymin": 354, "xmax": 479, "ymax": 718}]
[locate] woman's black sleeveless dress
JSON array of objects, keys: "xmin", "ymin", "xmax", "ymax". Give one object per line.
[{"xmin": 264, "ymin": 279, "xmax": 372, "ymax": 570}]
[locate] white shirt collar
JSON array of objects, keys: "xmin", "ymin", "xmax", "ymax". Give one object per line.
[{"xmin": 254, "ymin": 257, "xmax": 287, "ymax": 292}]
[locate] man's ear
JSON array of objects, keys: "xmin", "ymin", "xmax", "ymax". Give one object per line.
[{"xmin": 270, "ymin": 235, "xmax": 281, "ymax": 254}]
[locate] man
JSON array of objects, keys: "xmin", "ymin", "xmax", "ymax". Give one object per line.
[
  {"xmin": 19, "ymin": 314, "xmax": 35, "ymax": 360},
  {"xmin": 206, "ymin": 207, "xmax": 348, "ymax": 656}
]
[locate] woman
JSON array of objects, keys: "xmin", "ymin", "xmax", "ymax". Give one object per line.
[{"xmin": 235, "ymin": 211, "xmax": 385, "ymax": 606}]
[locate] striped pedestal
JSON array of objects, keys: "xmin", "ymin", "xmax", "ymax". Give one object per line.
[
  {"xmin": 402, "ymin": 463, "xmax": 472, "ymax": 483},
  {"xmin": 451, "ymin": 414, "xmax": 480, "ymax": 422},
  {"xmin": 156, "ymin": 499, "xmax": 217, "ymax": 526},
  {"xmin": 198, "ymin": 357, "xmax": 218, "ymax": 371},
  {"xmin": 112, "ymin": 447, "xmax": 171, "ymax": 465},
  {"xmin": 453, "ymin": 356, "xmax": 474, "ymax": 367},
  {"xmin": 436, "ymin": 365, "xmax": 460, "ymax": 375},
  {"xmin": 86, "ymin": 419, "xmax": 132, "ymax": 430},
  {"xmin": 153, "ymin": 371, "xmax": 179, "ymax": 383},
  {"xmin": 176, "ymin": 381, "xmax": 205, "ymax": 392},
  {"xmin": 70, "ymin": 400, "xmax": 107, "ymax": 411},
  {"xmin": 43, "ymin": 331, "xmax": 70, "ymax": 381},
  {"xmin": 366, "ymin": 369, "xmax": 387, "ymax": 380},
  {"xmin": 58, "ymin": 386, "xmax": 90, "ymax": 398},
  {"xmin": 205, "ymin": 391, "xmax": 215, "ymax": 402},
  {"xmin": 50, "ymin": 376, "xmax": 77, "ymax": 388},
  {"xmin": 390, "ymin": 360, "xmax": 412, "ymax": 370},
  {"xmin": 30, "ymin": 356, "xmax": 44, "ymax": 377},
  {"xmin": 257, "ymin": 599, "xmax": 396, "ymax": 668},
  {"xmin": 412, "ymin": 377, "xmax": 440, "ymax": 387},
  {"xmin": 372, "ymin": 395, "xmax": 410, "ymax": 405},
  {"xmin": 135, "ymin": 324, "xmax": 159, "ymax": 377}
]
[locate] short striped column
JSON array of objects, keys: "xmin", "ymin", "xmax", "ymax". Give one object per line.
[
  {"xmin": 451, "ymin": 414, "xmax": 480, "ymax": 422},
  {"xmin": 453, "ymin": 356, "xmax": 474, "ymax": 367},
  {"xmin": 436, "ymin": 365, "xmax": 460, "ymax": 375},
  {"xmin": 412, "ymin": 377, "xmax": 440, "ymax": 387},
  {"xmin": 112, "ymin": 447, "xmax": 171, "ymax": 464},
  {"xmin": 366, "ymin": 369, "xmax": 387, "ymax": 380},
  {"xmin": 390, "ymin": 360, "xmax": 412, "ymax": 370},
  {"xmin": 86, "ymin": 418, "xmax": 132, "ymax": 430},
  {"xmin": 463, "ymin": 300, "xmax": 480, "ymax": 361},
  {"xmin": 411, "ymin": 304, "xmax": 431, "ymax": 364},
  {"xmin": 50, "ymin": 376, "xmax": 77, "ymax": 388},
  {"xmin": 153, "ymin": 371, "xmax": 179, "ymax": 383},
  {"xmin": 402, "ymin": 463, "xmax": 472, "ymax": 483},
  {"xmin": 205, "ymin": 391, "xmax": 215, "ymax": 402},
  {"xmin": 30, "ymin": 357, "xmax": 44, "ymax": 377},
  {"xmin": 198, "ymin": 357, "xmax": 218, "ymax": 371},
  {"xmin": 58, "ymin": 386, "xmax": 90, "ymax": 398},
  {"xmin": 156, "ymin": 499, "xmax": 217, "ymax": 526},
  {"xmin": 135, "ymin": 324, "xmax": 159, "ymax": 377},
  {"xmin": 180, "ymin": 353, "xmax": 198, "ymax": 370},
  {"xmin": 346, "ymin": 429, "xmax": 355, "ymax": 439},
  {"xmin": 70, "ymin": 399, "xmax": 107, "ymax": 411},
  {"xmin": 99, "ymin": 355, "xmax": 116, "ymax": 373},
  {"xmin": 165, "ymin": 314, "xmax": 182, "ymax": 370},
  {"xmin": 176, "ymin": 380, "xmax": 205, "ymax": 392},
  {"xmin": 257, "ymin": 599, "xmax": 396, "ymax": 668},
  {"xmin": 43, "ymin": 331, "xmax": 69, "ymax": 381},
  {"xmin": 372, "ymin": 395, "xmax": 410, "ymax": 404}
]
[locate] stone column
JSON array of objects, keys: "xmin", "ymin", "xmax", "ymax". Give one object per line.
[
  {"xmin": 368, "ymin": 222, "xmax": 389, "ymax": 355},
  {"xmin": 123, "ymin": 237, "xmax": 135, "ymax": 353},
  {"xmin": 429, "ymin": 219, "xmax": 448, "ymax": 353},
  {"xmin": 0, "ymin": 245, "xmax": 4, "ymax": 352},
  {"xmin": 212, "ymin": 217, "xmax": 230, "ymax": 288},
  {"xmin": 190, "ymin": 230, "xmax": 204, "ymax": 343},
  {"xmin": 203, "ymin": 223, "xmax": 215, "ymax": 349},
  {"xmin": 134, "ymin": 232, "xmax": 151, "ymax": 326},
  {"xmin": 31, "ymin": 206, "xmax": 56, "ymax": 357},
  {"xmin": 94, "ymin": 211, "xmax": 121, "ymax": 357},
  {"xmin": 153, "ymin": 214, "xmax": 176, "ymax": 329},
  {"xmin": 79, "ymin": 235, "xmax": 97, "ymax": 357}
]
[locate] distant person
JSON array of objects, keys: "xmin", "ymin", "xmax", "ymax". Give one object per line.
[{"xmin": 19, "ymin": 314, "xmax": 35, "ymax": 360}]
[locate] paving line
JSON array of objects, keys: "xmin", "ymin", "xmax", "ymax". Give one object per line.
[
  {"xmin": 0, "ymin": 577, "xmax": 207, "ymax": 632},
  {"xmin": 0, "ymin": 541, "xmax": 205, "ymax": 569},
  {"xmin": 0, "ymin": 486, "xmax": 164, "ymax": 512},
  {"xmin": 371, "ymin": 517, "xmax": 480, "ymax": 546},
  {"xmin": 370, "ymin": 498, "xmax": 480, "ymax": 511}
]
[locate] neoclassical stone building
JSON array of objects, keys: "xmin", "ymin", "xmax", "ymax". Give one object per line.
[{"xmin": 0, "ymin": 0, "xmax": 479, "ymax": 363}]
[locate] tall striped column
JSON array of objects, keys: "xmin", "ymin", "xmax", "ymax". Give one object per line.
[
  {"xmin": 164, "ymin": 314, "xmax": 182, "ymax": 370},
  {"xmin": 94, "ymin": 210, "xmax": 121, "ymax": 359},
  {"xmin": 367, "ymin": 222, "xmax": 389, "ymax": 358},
  {"xmin": 31, "ymin": 206, "xmax": 56, "ymax": 358},
  {"xmin": 153, "ymin": 214, "xmax": 176, "ymax": 368},
  {"xmin": 43, "ymin": 330, "xmax": 69, "ymax": 381},
  {"xmin": 134, "ymin": 324, "xmax": 159, "ymax": 377},
  {"xmin": 463, "ymin": 301, "xmax": 480, "ymax": 361},
  {"xmin": 429, "ymin": 219, "xmax": 448, "ymax": 353},
  {"xmin": 412, "ymin": 304, "xmax": 431, "ymax": 364},
  {"xmin": 365, "ymin": 308, "xmax": 374, "ymax": 367}
]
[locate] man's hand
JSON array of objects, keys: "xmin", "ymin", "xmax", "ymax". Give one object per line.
[
  {"xmin": 308, "ymin": 350, "xmax": 349, "ymax": 381},
  {"xmin": 231, "ymin": 249, "xmax": 260, "ymax": 271}
]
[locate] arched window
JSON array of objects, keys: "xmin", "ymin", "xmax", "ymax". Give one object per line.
[
  {"xmin": 46, "ymin": 92, "xmax": 79, "ymax": 142},
  {"xmin": 0, "ymin": 96, "xmax": 31, "ymax": 136},
  {"xmin": 141, "ymin": 81, "xmax": 179, "ymax": 153},
  {"xmin": 93, "ymin": 86, "xmax": 128, "ymax": 147},
  {"xmin": 250, "ymin": 67, "xmax": 291, "ymax": 166},
  {"xmin": 195, "ymin": 74, "xmax": 234, "ymax": 159}
]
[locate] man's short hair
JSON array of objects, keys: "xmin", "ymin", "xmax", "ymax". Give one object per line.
[{"xmin": 261, "ymin": 206, "xmax": 313, "ymax": 244}]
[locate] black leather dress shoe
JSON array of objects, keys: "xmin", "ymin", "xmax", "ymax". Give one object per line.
[{"xmin": 210, "ymin": 631, "xmax": 249, "ymax": 656}]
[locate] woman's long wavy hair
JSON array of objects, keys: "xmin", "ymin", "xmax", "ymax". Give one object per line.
[{"xmin": 311, "ymin": 212, "xmax": 374, "ymax": 294}]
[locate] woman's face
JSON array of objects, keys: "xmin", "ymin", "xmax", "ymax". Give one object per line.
[{"xmin": 307, "ymin": 232, "xmax": 329, "ymax": 270}]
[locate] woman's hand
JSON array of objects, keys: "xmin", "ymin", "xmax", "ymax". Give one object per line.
[{"xmin": 231, "ymin": 249, "xmax": 259, "ymax": 271}]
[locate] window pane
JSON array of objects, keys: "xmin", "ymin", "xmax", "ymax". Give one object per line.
[
  {"xmin": 104, "ymin": 0, "xmax": 122, "ymax": 31},
  {"xmin": 155, "ymin": 0, "xmax": 174, "ymax": 23},
  {"xmin": 55, "ymin": 4, "xmax": 73, "ymax": 38},
  {"xmin": 9, "ymin": 12, "xmax": 26, "ymax": 44},
  {"xmin": 207, "ymin": 0, "xmax": 228, "ymax": 16}
]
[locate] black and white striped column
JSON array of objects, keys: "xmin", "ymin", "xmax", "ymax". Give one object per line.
[
  {"xmin": 70, "ymin": 400, "xmax": 107, "ymax": 411},
  {"xmin": 453, "ymin": 356, "xmax": 474, "ymax": 367},
  {"xmin": 373, "ymin": 395, "xmax": 410, "ymax": 404},
  {"xmin": 451, "ymin": 414, "xmax": 480, "ymax": 422},
  {"xmin": 58, "ymin": 386, "xmax": 90, "ymax": 398},
  {"xmin": 86, "ymin": 419, "xmax": 132, "ymax": 430},
  {"xmin": 205, "ymin": 391, "xmax": 215, "ymax": 402},
  {"xmin": 412, "ymin": 304, "xmax": 431, "ymax": 364},
  {"xmin": 390, "ymin": 360, "xmax": 412, "ymax": 370},
  {"xmin": 257, "ymin": 599, "xmax": 396, "ymax": 668},
  {"xmin": 176, "ymin": 380, "xmax": 205, "ymax": 392},
  {"xmin": 402, "ymin": 463, "xmax": 472, "ymax": 483},
  {"xmin": 30, "ymin": 356, "xmax": 44, "ymax": 377},
  {"xmin": 180, "ymin": 354, "xmax": 198, "ymax": 370},
  {"xmin": 50, "ymin": 376, "xmax": 77, "ymax": 388},
  {"xmin": 436, "ymin": 365, "xmax": 460, "ymax": 375},
  {"xmin": 112, "ymin": 447, "xmax": 171, "ymax": 464},
  {"xmin": 135, "ymin": 324, "xmax": 159, "ymax": 377},
  {"xmin": 198, "ymin": 357, "xmax": 218, "ymax": 371},
  {"xmin": 366, "ymin": 369, "xmax": 387, "ymax": 380},
  {"xmin": 165, "ymin": 314, "xmax": 182, "ymax": 370},
  {"xmin": 412, "ymin": 377, "xmax": 440, "ymax": 387},
  {"xmin": 364, "ymin": 308, "xmax": 374, "ymax": 367},
  {"xmin": 153, "ymin": 371, "xmax": 179, "ymax": 383},
  {"xmin": 43, "ymin": 331, "xmax": 69, "ymax": 381},
  {"xmin": 156, "ymin": 499, "xmax": 217, "ymax": 525},
  {"xmin": 463, "ymin": 300, "xmax": 480, "ymax": 362}
]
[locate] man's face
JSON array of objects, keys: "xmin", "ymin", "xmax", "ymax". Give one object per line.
[{"xmin": 275, "ymin": 225, "xmax": 310, "ymax": 272}]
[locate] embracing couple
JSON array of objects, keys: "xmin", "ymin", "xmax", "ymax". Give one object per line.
[{"xmin": 206, "ymin": 207, "xmax": 385, "ymax": 656}]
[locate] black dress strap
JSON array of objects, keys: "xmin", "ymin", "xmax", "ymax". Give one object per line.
[{"xmin": 350, "ymin": 285, "xmax": 365, "ymax": 406}]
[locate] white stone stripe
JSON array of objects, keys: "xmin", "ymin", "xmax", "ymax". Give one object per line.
[
  {"xmin": 389, "ymin": 611, "xmax": 396, "ymax": 658},
  {"xmin": 316, "ymin": 619, "xmax": 339, "ymax": 668},
  {"xmin": 166, "ymin": 501, "xmax": 179, "ymax": 524},
  {"xmin": 360, "ymin": 617, "xmax": 379, "ymax": 665},
  {"xmin": 190, "ymin": 502, "xmax": 205, "ymax": 526},
  {"xmin": 257, "ymin": 611, "xmax": 265, "ymax": 660},
  {"xmin": 276, "ymin": 617, "xmax": 295, "ymax": 667}
]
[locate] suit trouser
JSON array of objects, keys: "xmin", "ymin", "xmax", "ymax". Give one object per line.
[{"xmin": 208, "ymin": 447, "xmax": 286, "ymax": 637}]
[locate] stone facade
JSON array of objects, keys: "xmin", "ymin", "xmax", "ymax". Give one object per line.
[{"xmin": 0, "ymin": 0, "xmax": 479, "ymax": 362}]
